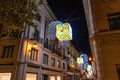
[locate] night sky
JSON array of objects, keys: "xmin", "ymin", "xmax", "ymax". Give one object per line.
[{"xmin": 47, "ymin": 0, "xmax": 91, "ymax": 55}]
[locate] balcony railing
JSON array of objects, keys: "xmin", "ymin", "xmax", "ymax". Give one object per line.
[{"xmin": 0, "ymin": 29, "xmax": 22, "ymax": 39}]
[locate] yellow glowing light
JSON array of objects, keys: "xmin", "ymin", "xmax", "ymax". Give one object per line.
[
  {"xmin": 89, "ymin": 57, "xmax": 92, "ymax": 61},
  {"xmin": 0, "ymin": 73, "xmax": 11, "ymax": 80},
  {"xmin": 56, "ymin": 23, "xmax": 72, "ymax": 41},
  {"xmin": 33, "ymin": 43, "xmax": 37, "ymax": 48},
  {"xmin": 70, "ymin": 63, "xmax": 75, "ymax": 68},
  {"xmin": 77, "ymin": 57, "xmax": 84, "ymax": 64},
  {"xmin": 26, "ymin": 73, "xmax": 37, "ymax": 80}
]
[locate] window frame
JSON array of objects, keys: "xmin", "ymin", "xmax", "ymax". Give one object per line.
[
  {"xmin": 43, "ymin": 54, "xmax": 48, "ymax": 65},
  {"xmin": 107, "ymin": 12, "xmax": 120, "ymax": 30},
  {"xmin": 57, "ymin": 60, "xmax": 61, "ymax": 68},
  {"xmin": 30, "ymin": 48, "xmax": 38, "ymax": 61},
  {"xmin": 1, "ymin": 45, "xmax": 14, "ymax": 58},
  {"xmin": 51, "ymin": 57, "xmax": 55, "ymax": 67}
]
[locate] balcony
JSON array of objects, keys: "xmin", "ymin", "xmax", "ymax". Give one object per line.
[
  {"xmin": 67, "ymin": 65, "xmax": 75, "ymax": 72},
  {"xmin": 0, "ymin": 29, "xmax": 22, "ymax": 39}
]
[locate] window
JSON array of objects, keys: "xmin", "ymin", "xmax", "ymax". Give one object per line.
[
  {"xmin": 63, "ymin": 76, "xmax": 65, "ymax": 80},
  {"xmin": 51, "ymin": 58, "xmax": 55, "ymax": 66},
  {"xmin": 68, "ymin": 48, "xmax": 72, "ymax": 54},
  {"xmin": 50, "ymin": 76, "xmax": 55, "ymax": 80},
  {"xmin": 108, "ymin": 12, "xmax": 120, "ymax": 30},
  {"xmin": 57, "ymin": 76, "xmax": 61, "ymax": 80},
  {"xmin": 58, "ymin": 48, "xmax": 62, "ymax": 57},
  {"xmin": 57, "ymin": 60, "xmax": 60, "ymax": 68},
  {"xmin": 30, "ymin": 48, "xmax": 38, "ymax": 61},
  {"xmin": 26, "ymin": 73, "xmax": 37, "ymax": 80},
  {"xmin": 0, "ymin": 73, "xmax": 12, "ymax": 80},
  {"xmin": 44, "ymin": 18, "xmax": 50, "ymax": 39},
  {"xmin": 36, "ymin": 14, "xmax": 41, "ymax": 22},
  {"xmin": 116, "ymin": 64, "xmax": 120, "ymax": 79},
  {"xmin": 0, "ymin": 23, "xmax": 3, "ymax": 35},
  {"xmin": 42, "ymin": 74, "xmax": 48, "ymax": 80},
  {"xmin": 63, "ymin": 48, "xmax": 65, "ymax": 54},
  {"xmin": 43, "ymin": 54, "xmax": 48, "ymax": 65},
  {"xmin": 63, "ymin": 63, "xmax": 65, "ymax": 69},
  {"xmin": 34, "ymin": 29, "xmax": 39, "ymax": 42},
  {"xmin": 1, "ymin": 45, "xmax": 14, "ymax": 58}
]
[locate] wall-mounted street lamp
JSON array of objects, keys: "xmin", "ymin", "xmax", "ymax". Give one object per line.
[{"xmin": 33, "ymin": 43, "xmax": 37, "ymax": 48}]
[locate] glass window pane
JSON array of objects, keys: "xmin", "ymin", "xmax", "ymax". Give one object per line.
[
  {"xmin": 0, "ymin": 73, "xmax": 12, "ymax": 80},
  {"xmin": 26, "ymin": 73, "xmax": 37, "ymax": 80},
  {"xmin": 116, "ymin": 17, "xmax": 120, "ymax": 29}
]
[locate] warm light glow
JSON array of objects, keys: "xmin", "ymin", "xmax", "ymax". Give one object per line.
[
  {"xmin": 50, "ymin": 76, "xmax": 55, "ymax": 80},
  {"xmin": 89, "ymin": 57, "xmax": 92, "ymax": 61},
  {"xmin": 70, "ymin": 63, "xmax": 75, "ymax": 68},
  {"xmin": 56, "ymin": 23, "xmax": 72, "ymax": 41},
  {"xmin": 26, "ymin": 73, "xmax": 37, "ymax": 80},
  {"xmin": 34, "ymin": 43, "xmax": 37, "ymax": 48},
  {"xmin": 57, "ymin": 76, "xmax": 61, "ymax": 80},
  {"xmin": 0, "ymin": 73, "xmax": 11, "ymax": 80}
]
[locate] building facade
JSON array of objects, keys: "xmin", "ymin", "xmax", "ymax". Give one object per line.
[
  {"xmin": 0, "ymin": 0, "xmax": 80, "ymax": 80},
  {"xmin": 83, "ymin": 0, "xmax": 120, "ymax": 80},
  {"xmin": 66, "ymin": 43, "xmax": 80, "ymax": 80}
]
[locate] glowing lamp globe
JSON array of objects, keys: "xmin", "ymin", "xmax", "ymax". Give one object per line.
[{"xmin": 56, "ymin": 23, "xmax": 72, "ymax": 41}]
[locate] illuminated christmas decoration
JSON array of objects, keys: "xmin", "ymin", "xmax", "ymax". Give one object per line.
[
  {"xmin": 80, "ymin": 54, "xmax": 88, "ymax": 63},
  {"xmin": 46, "ymin": 21, "xmax": 72, "ymax": 47},
  {"xmin": 77, "ymin": 56, "xmax": 84, "ymax": 64},
  {"xmin": 87, "ymin": 64, "xmax": 93, "ymax": 78},
  {"xmin": 56, "ymin": 23, "xmax": 72, "ymax": 41},
  {"xmin": 46, "ymin": 21, "xmax": 63, "ymax": 40},
  {"xmin": 58, "ymin": 40, "xmax": 70, "ymax": 47},
  {"xmin": 78, "ymin": 54, "xmax": 89, "ymax": 69}
]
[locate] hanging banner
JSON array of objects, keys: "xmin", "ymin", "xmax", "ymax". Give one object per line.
[{"xmin": 56, "ymin": 23, "xmax": 72, "ymax": 41}]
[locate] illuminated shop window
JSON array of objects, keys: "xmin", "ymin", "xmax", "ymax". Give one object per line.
[
  {"xmin": 50, "ymin": 76, "xmax": 55, "ymax": 80},
  {"xmin": 57, "ymin": 76, "xmax": 61, "ymax": 80},
  {"xmin": 0, "ymin": 73, "xmax": 11, "ymax": 80},
  {"xmin": 26, "ymin": 73, "xmax": 37, "ymax": 80}
]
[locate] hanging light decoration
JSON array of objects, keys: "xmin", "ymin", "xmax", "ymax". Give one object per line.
[
  {"xmin": 46, "ymin": 21, "xmax": 72, "ymax": 47},
  {"xmin": 56, "ymin": 23, "xmax": 72, "ymax": 47},
  {"xmin": 46, "ymin": 21, "xmax": 63, "ymax": 40},
  {"xmin": 78, "ymin": 54, "xmax": 89, "ymax": 69},
  {"xmin": 56, "ymin": 23, "xmax": 72, "ymax": 41},
  {"xmin": 77, "ymin": 56, "xmax": 84, "ymax": 64}
]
